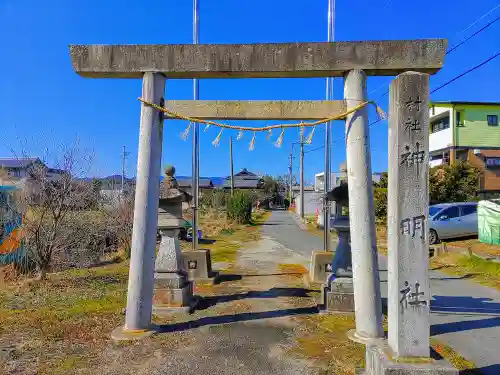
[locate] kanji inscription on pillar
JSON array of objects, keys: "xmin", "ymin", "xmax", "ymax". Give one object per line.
[{"xmin": 388, "ymin": 72, "xmax": 430, "ymax": 358}]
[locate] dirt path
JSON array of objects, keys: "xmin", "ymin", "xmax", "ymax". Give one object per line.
[{"xmin": 92, "ymin": 217, "xmax": 361, "ymax": 375}]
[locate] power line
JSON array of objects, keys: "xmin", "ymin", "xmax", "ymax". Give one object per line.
[
  {"xmin": 306, "ymin": 6, "xmax": 500, "ymax": 157},
  {"xmin": 430, "ymin": 51, "xmax": 500, "ymax": 94},
  {"xmin": 451, "ymin": 3, "xmax": 500, "ymax": 41},
  {"xmin": 305, "ymin": 144, "xmax": 325, "ymax": 154},
  {"xmin": 306, "ymin": 51, "xmax": 500, "ymax": 156},
  {"xmin": 364, "ymin": 0, "xmax": 395, "ymax": 31},
  {"xmin": 369, "ymin": 4, "xmax": 500, "ymax": 101},
  {"xmin": 446, "ymin": 14, "xmax": 500, "ymax": 55}
]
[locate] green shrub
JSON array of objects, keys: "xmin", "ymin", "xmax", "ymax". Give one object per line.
[
  {"xmin": 374, "ymin": 188, "xmax": 387, "ymax": 220},
  {"xmin": 227, "ymin": 191, "xmax": 253, "ymax": 224}
]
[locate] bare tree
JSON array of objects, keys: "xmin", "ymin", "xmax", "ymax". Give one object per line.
[
  {"xmin": 14, "ymin": 143, "xmax": 97, "ymax": 279},
  {"xmin": 109, "ymin": 193, "xmax": 134, "ymax": 258}
]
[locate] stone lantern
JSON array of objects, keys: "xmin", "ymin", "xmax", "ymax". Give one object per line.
[
  {"xmin": 153, "ymin": 166, "xmax": 199, "ymax": 315},
  {"xmin": 321, "ymin": 180, "xmax": 354, "ymax": 313}
]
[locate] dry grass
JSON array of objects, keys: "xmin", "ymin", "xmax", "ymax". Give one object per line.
[
  {"xmin": 0, "ymin": 262, "xmax": 129, "ymax": 374},
  {"xmin": 291, "ymin": 314, "xmax": 365, "ymax": 375},
  {"xmin": 198, "ymin": 209, "xmax": 236, "ymax": 238},
  {"xmin": 376, "ymin": 224, "xmax": 387, "ymax": 243},
  {"xmin": 430, "ymin": 339, "xmax": 478, "ymax": 372},
  {"xmin": 277, "ymin": 263, "xmax": 308, "ymax": 275},
  {"xmin": 306, "ymin": 221, "xmax": 324, "ymax": 237},
  {"xmin": 430, "ymin": 252, "xmax": 500, "ymax": 290},
  {"xmin": 444, "ymin": 237, "xmax": 500, "ymax": 257}
]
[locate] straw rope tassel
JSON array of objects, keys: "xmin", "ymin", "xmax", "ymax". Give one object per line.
[
  {"xmin": 204, "ymin": 124, "xmax": 211, "ymax": 132},
  {"xmin": 212, "ymin": 129, "xmax": 223, "ymax": 147},
  {"xmin": 275, "ymin": 128, "xmax": 285, "ymax": 148},
  {"xmin": 306, "ymin": 126, "xmax": 316, "ymax": 144},
  {"xmin": 266, "ymin": 129, "xmax": 272, "ymax": 141},
  {"xmin": 300, "ymin": 124, "xmax": 305, "ymax": 139},
  {"xmin": 249, "ymin": 132, "xmax": 256, "ymax": 151},
  {"xmin": 236, "ymin": 130, "xmax": 244, "ymax": 140},
  {"xmin": 376, "ymin": 106, "xmax": 387, "ymax": 120},
  {"xmin": 180, "ymin": 122, "xmax": 192, "ymax": 140}
]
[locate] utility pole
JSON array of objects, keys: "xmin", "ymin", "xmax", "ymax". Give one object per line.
[
  {"xmin": 121, "ymin": 145, "xmax": 129, "ymax": 193},
  {"xmin": 288, "ymin": 152, "xmax": 293, "ymax": 204},
  {"xmin": 324, "ymin": 0, "xmax": 335, "ymax": 252},
  {"xmin": 191, "ymin": 0, "xmax": 200, "ymax": 250},
  {"xmin": 300, "ymin": 136, "xmax": 305, "ymax": 219},
  {"xmin": 229, "ymin": 136, "xmax": 235, "ymax": 196}
]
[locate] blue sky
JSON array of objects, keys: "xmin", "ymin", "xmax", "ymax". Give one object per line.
[{"xmin": 1, "ymin": 0, "xmax": 499, "ymax": 182}]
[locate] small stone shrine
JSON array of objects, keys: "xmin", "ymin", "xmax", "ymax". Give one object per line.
[
  {"xmin": 153, "ymin": 166, "xmax": 199, "ymax": 315},
  {"xmin": 320, "ymin": 181, "xmax": 354, "ymax": 313},
  {"xmin": 181, "ymin": 248, "xmax": 218, "ymax": 284}
]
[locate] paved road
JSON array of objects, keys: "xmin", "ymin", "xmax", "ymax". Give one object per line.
[
  {"xmin": 269, "ymin": 210, "xmax": 500, "ymax": 375},
  {"xmin": 261, "ymin": 210, "xmax": 335, "ymax": 259},
  {"xmin": 379, "ymin": 257, "xmax": 500, "ymax": 375}
]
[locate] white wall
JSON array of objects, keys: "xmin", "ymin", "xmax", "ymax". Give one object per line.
[
  {"xmin": 315, "ymin": 173, "xmax": 324, "ymax": 192},
  {"xmin": 314, "ymin": 172, "xmax": 344, "ymax": 192},
  {"xmin": 430, "ymin": 106, "xmax": 451, "ymax": 117},
  {"xmin": 295, "ymin": 191, "xmax": 323, "ymax": 216},
  {"xmin": 429, "ymin": 127, "xmax": 453, "ymax": 152},
  {"xmin": 430, "ymin": 158, "xmax": 444, "ymax": 168},
  {"xmin": 429, "ymin": 107, "xmax": 453, "ymax": 152}
]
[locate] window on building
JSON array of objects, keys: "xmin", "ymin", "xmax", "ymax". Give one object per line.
[
  {"xmin": 430, "ymin": 154, "xmax": 442, "ymax": 161},
  {"xmin": 487, "ymin": 115, "xmax": 498, "ymax": 126},
  {"xmin": 456, "ymin": 111, "xmax": 464, "ymax": 126},
  {"xmin": 431, "ymin": 117, "xmax": 450, "ymax": 133}
]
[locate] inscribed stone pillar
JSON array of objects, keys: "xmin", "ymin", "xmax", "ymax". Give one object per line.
[{"xmin": 388, "ymin": 72, "xmax": 430, "ymax": 358}]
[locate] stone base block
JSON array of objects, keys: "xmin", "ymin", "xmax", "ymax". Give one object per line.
[
  {"xmin": 181, "ymin": 249, "xmax": 218, "ymax": 282},
  {"xmin": 330, "ymin": 277, "xmax": 354, "ymax": 292},
  {"xmin": 309, "ymin": 251, "xmax": 334, "ymax": 284},
  {"xmin": 153, "ymin": 273, "xmax": 199, "ymax": 315},
  {"xmin": 110, "ymin": 326, "xmax": 156, "ymax": 341},
  {"xmin": 320, "ymin": 279, "xmax": 354, "ymax": 313},
  {"xmin": 154, "ymin": 272, "xmax": 187, "ymax": 289},
  {"xmin": 153, "ymin": 296, "xmax": 199, "ymax": 315},
  {"xmin": 362, "ymin": 344, "xmax": 458, "ymax": 375}
]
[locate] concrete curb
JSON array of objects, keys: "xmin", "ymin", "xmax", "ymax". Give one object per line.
[{"xmin": 289, "ymin": 212, "xmax": 308, "ymax": 230}]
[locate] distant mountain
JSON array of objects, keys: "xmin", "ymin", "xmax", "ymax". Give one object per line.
[
  {"xmin": 79, "ymin": 175, "xmax": 228, "ymax": 186},
  {"xmin": 209, "ymin": 177, "xmax": 226, "ymax": 187}
]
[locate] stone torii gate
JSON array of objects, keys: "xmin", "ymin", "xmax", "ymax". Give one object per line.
[{"xmin": 69, "ymin": 39, "xmax": 454, "ymax": 374}]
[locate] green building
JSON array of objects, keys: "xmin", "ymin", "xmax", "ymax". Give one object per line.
[{"xmin": 429, "ymin": 101, "xmax": 500, "ymax": 194}]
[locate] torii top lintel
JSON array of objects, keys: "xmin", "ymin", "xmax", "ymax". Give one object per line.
[{"xmin": 69, "ymin": 39, "xmax": 447, "ymax": 79}]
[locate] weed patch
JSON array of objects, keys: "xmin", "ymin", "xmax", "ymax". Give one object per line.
[{"xmin": 431, "ymin": 253, "xmax": 500, "ymax": 290}]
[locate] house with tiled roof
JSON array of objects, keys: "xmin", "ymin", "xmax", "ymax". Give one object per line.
[
  {"xmin": 222, "ymin": 168, "xmax": 263, "ymax": 190},
  {"xmin": 0, "ymin": 157, "xmax": 66, "ymax": 186}
]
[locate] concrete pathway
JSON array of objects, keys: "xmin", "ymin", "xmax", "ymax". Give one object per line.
[
  {"xmin": 261, "ymin": 209, "xmax": 333, "ymax": 259},
  {"xmin": 266, "ymin": 210, "xmax": 500, "ymax": 375}
]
